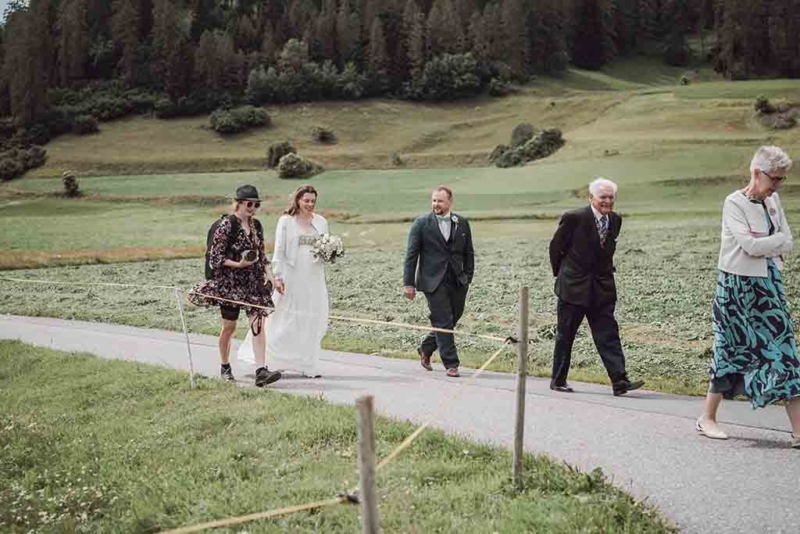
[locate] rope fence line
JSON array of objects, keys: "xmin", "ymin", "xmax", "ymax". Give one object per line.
[
  {"xmin": 157, "ymin": 496, "xmax": 351, "ymax": 534},
  {"xmin": 0, "ymin": 275, "xmax": 181, "ymax": 291},
  {"xmin": 0, "ymin": 276, "xmax": 514, "ymax": 343}
]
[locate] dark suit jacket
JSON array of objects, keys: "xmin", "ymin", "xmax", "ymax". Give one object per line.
[
  {"xmin": 403, "ymin": 212, "xmax": 475, "ymax": 293},
  {"xmin": 549, "ymin": 206, "xmax": 621, "ymax": 307}
]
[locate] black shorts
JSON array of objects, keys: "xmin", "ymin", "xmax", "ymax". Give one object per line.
[{"xmin": 220, "ymin": 305, "xmax": 241, "ymax": 321}]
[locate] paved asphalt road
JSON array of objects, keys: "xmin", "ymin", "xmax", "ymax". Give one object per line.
[{"xmin": 1, "ymin": 314, "xmax": 797, "ymax": 533}]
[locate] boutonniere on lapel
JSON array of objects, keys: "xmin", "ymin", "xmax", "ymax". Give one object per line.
[
  {"xmin": 451, "ymin": 215, "xmax": 458, "ymax": 224},
  {"xmin": 769, "ymin": 207, "xmax": 777, "ymax": 216}
]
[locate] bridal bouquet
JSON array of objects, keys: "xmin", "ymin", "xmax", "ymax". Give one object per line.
[{"xmin": 311, "ymin": 233, "xmax": 345, "ymax": 264}]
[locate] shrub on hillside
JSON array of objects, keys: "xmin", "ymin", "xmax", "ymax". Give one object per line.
[
  {"xmin": 0, "ymin": 146, "xmax": 47, "ymax": 181},
  {"xmin": 488, "ymin": 78, "xmax": 513, "ymax": 97},
  {"xmin": 311, "ymin": 126, "xmax": 337, "ymax": 144},
  {"xmin": 210, "ymin": 106, "xmax": 270, "ymax": 135},
  {"xmin": 490, "ymin": 128, "xmax": 564, "ymax": 168},
  {"xmin": 754, "ymin": 96, "xmax": 775, "ymax": 115},
  {"xmin": 0, "ymin": 157, "xmax": 23, "ymax": 181},
  {"xmin": 488, "ymin": 144, "xmax": 509, "ymax": 164},
  {"xmin": 510, "ymin": 123, "xmax": 535, "ymax": 148},
  {"xmin": 154, "ymin": 98, "xmax": 178, "ymax": 119},
  {"xmin": 518, "ymin": 128, "xmax": 565, "ymax": 160},
  {"xmin": 62, "ymin": 171, "xmax": 81, "ymax": 197},
  {"xmin": 277, "ymin": 153, "xmax": 324, "ymax": 179},
  {"xmin": 267, "ymin": 141, "xmax": 297, "ymax": 168},
  {"xmin": 73, "ymin": 115, "xmax": 100, "ymax": 135}
]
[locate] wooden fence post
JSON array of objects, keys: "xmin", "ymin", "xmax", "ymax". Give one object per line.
[
  {"xmin": 512, "ymin": 286, "xmax": 529, "ymax": 491},
  {"xmin": 356, "ymin": 395, "xmax": 380, "ymax": 533},
  {"xmin": 174, "ymin": 288, "xmax": 197, "ymax": 389}
]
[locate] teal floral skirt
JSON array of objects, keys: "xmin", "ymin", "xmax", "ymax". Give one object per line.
[{"xmin": 711, "ymin": 260, "xmax": 800, "ymax": 408}]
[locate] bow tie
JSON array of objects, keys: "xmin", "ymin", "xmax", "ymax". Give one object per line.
[{"xmin": 436, "ymin": 215, "xmax": 451, "ymax": 222}]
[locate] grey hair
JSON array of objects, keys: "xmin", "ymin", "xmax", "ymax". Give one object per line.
[
  {"xmin": 589, "ymin": 177, "xmax": 618, "ymax": 197},
  {"xmin": 750, "ymin": 146, "xmax": 792, "ymax": 174}
]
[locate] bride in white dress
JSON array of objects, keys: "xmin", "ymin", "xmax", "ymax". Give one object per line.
[{"xmin": 240, "ymin": 185, "xmax": 329, "ymax": 377}]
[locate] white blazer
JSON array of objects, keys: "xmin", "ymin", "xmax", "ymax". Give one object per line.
[
  {"xmin": 271, "ymin": 213, "xmax": 329, "ymax": 279},
  {"xmin": 717, "ymin": 190, "xmax": 792, "ymax": 277}
]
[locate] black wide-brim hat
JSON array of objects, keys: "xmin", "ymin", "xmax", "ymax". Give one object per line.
[{"xmin": 235, "ymin": 184, "xmax": 261, "ymax": 201}]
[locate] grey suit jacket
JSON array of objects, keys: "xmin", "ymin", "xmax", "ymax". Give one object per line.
[{"xmin": 403, "ymin": 212, "xmax": 475, "ymax": 293}]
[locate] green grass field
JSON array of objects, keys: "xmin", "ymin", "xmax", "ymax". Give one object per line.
[
  {"xmin": 2, "ymin": 61, "xmax": 800, "ymax": 396},
  {"xmin": 0, "ymin": 341, "xmax": 674, "ymax": 533}
]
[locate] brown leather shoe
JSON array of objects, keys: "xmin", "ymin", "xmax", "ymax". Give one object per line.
[
  {"xmin": 417, "ymin": 348, "xmax": 433, "ymax": 371},
  {"xmin": 446, "ymin": 367, "xmax": 460, "ymax": 378}
]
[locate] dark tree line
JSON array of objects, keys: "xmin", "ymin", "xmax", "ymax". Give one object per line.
[{"xmin": 0, "ymin": 0, "xmax": 798, "ymax": 128}]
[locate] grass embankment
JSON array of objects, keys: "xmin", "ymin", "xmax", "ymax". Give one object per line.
[{"xmin": 0, "ymin": 341, "xmax": 674, "ymax": 533}]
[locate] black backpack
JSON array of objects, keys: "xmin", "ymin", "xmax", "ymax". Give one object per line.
[{"xmin": 204, "ymin": 215, "xmax": 265, "ymax": 279}]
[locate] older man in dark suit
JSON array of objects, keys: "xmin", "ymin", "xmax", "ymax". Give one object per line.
[
  {"xmin": 549, "ymin": 177, "xmax": 644, "ymax": 396},
  {"xmin": 404, "ymin": 186, "xmax": 475, "ymax": 377}
]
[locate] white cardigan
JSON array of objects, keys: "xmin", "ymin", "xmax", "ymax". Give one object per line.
[
  {"xmin": 717, "ymin": 191, "xmax": 792, "ymax": 277},
  {"xmin": 271, "ymin": 213, "xmax": 329, "ymax": 279}
]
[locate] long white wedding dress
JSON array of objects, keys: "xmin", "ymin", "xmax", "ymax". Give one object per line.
[{"xmin": 239, "ymin": 214, "xmax": 329, "ymax": 376}]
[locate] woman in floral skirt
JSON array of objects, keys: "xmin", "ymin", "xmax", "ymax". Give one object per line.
[
  {"xmin": 188, "ymin": 184, "xmax": 281, "ymax": 387},
  {"xmin": 696, "ymin": 146, "xmax": 799, "ymax": 447}
]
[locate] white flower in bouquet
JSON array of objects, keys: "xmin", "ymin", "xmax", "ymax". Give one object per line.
[{"xmin": 311, "ymin": 233, "xmax": 345, "ymax": 264}]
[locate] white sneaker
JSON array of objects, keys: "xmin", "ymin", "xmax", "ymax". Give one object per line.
[{"xmin": 696, "ymin": 418, "xmax": 728, "ymax": 440}]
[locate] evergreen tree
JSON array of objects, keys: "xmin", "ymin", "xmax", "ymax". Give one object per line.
[
  {"xmin": 501, "ymin": 0, "xmax": 527, "ymax": 78},
  {"xmin": 4, "ymin": 0, "xmax": 52, "ymax": 126},
  {"xmin": 236, "ymin": 14, "xmax": 258, "ymax": 50},
  {"xmin": 190, "ymin": 0, "xmax": 218, "ymax": 41},
  {"xmin": 313, "ymin": 0, "xmax": 337, "ymax": 63},
  {"xmin": 368, "ymin": 17, "xmax": 390, "ymax": 92},
  {"xmin": 287, "ymin": 0, "xmax": 317, "ymax": 40},
  {"xmin": 661, "ymin": 0, "xmax": 694, "ymax": 66},
  {"xmin": 427, "ymin": 0, "xmax": 463, "ymax": 56},
  {"xmin": 112, "ymin": 0, "xmax": 141, "ymax": 84},
  {"xmin": 402, "ymin": 0, "xmax": 427, "ymax": 81},
  {"xmin": 768, "ymin": 0, "xmax": 800, "ymax": 77},
  {"xmin": 714, "ymin": 0, "xmax": 771, "ymax": 79},
  {"xmin": 482, "ymin": 2, "xmax": 504, "ymax": 65},
  {"xmin": 526, "ymin": 0, "xmax": 568, "ymax": 74},
  {"xmin": 468, "ymin": 8, "xmax": 490, "ymax": 64},
  {"xmin": 57, "ymin": 0, "xmax": 90, "ymax": 86},
  {"xmin": 260, "ymin": 22, "xmax": 277, "ymax": 65},
  {"xmin": 151, "ymin": 0, "xmax": 193, "ymax": 98},
  {"xmin": 571, "ymin": 0, "xmax": 616, "ymax": 70},
  {"xmin": 336, "ymin": 0, "xmax": 361, "ymax": 67},
  {"xmin": 613, "ymin": 0, "xmax": 640, "ymax": 55}
]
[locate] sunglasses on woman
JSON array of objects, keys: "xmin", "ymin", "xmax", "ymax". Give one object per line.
[{"xmin": 243, "ymin": 201, "xmax": 261, "ymax": 209}]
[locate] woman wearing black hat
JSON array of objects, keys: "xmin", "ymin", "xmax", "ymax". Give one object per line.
[{"xmin": 189, "ymin": 184, "xmax": 281, "ymax": 387}]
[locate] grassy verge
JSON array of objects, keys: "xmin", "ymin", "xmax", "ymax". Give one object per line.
[{"xmin": 0, "ymin": 341, "xmax": 674, "ymax": 533}]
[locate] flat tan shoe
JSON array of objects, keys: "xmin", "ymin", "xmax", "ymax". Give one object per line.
[
  {"xmin": 792, "ymin": 434, "xmax": 800, "ymax": 449},
  {"xmin": 696, "ymin": 418, "xmax": 728, "ymax": 440}
]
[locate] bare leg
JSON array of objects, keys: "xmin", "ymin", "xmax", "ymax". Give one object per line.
[
  {"xmin": 702, "ymin": 391, "xmax": 724, "ymax": 423},
  {"xmin": 250, "ymin": 315, "xmax": 266, "ymax": 368},
  {"xmin": 219, "ymin": 319, "xmax": 237, "ymax": 364},
  {"xmin": 786, "ymin": 398, "xmax": 800, "ymax": 437},
  {"xmin": 696, "ymin": 388, "xmax": 728, "ymax": 439}
]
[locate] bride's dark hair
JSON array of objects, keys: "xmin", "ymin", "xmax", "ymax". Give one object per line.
[{"xmin": 284, "ymin": 184, "xmax": 318, "ymax": 216}]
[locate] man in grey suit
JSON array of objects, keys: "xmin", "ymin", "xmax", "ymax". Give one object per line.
[{"xmin": 404, "ymin": 186, "xmax": 475, "ymax": 377}]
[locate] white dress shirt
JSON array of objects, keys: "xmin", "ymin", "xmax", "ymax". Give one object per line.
[{"xmin": 438, "ymin": 211, "xmax": 452, "ymax": 241}]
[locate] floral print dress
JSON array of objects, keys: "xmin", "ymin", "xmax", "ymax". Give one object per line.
[
  {"xmin": 188, "ymin": 216, "xmax": 274, "ymax": 318},
  {"xmin": 710, "ymin": 201, "xmax": 800, "ymax": 408}
]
